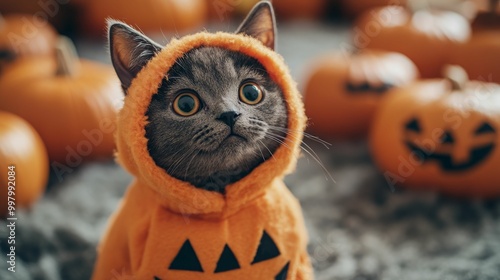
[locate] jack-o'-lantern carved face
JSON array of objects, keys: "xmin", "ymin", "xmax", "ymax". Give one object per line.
[
  {"xmin": 370, "ymin": 66, "xmax": 500, "ymax": 197},
  {"xmin": 345, "ymin": 79, "xmax": 395, "ymax": 95},
  {"xmin": 304, "ymin": 50, "xmax": 418, "ymax": 140},
  {"xmin": 0, "ymin": 49, "xmax": 15, "ymax": 72},
  {"xmin": 344, "ymin": 51, "xmax": 413, "ymax": 95},
  {"xmin": 404, "ymin": 117, "xmax": 497, "ymax": 172}
]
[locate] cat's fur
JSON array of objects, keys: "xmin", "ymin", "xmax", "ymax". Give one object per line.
[{"xmin": 109, "ymin": 2, "xmax": 287, "ymax": 193}]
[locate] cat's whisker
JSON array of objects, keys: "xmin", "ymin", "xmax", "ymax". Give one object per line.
[
  {"xmin": 267, "ymin": 130, "xmax": 323, "ymax": 164},
  {"xmin": 164, "ymin": 148, "xmax": 185, "ymax": 172},
  {"xmin": 168, "ymin": 148, "xmax": 196, "ymax": 176},
  {"xmin": 262, "ymin": 134, "xmax": 293, "ymax": 153},
  {"xmin": 256, "ymin": 140, "xmax": 267, "ymax": 162},
  {"xmin": 265, "ymin": 131, "xmax": 336, "ymax": 184},
  {"xmin": 258, "ymin": 139, "xmax": 277, "ymax": 162},
  {"xmin": 264, "ymin": 131, "xmax": 295, "ymax": 151},
  {"xmin": 267, "ymin": 129, "xmax": 325, "ymax": 167},
  {"xmin": 183, "ymin": 150, "xmax": 201, "ymax": 181},
  {"xmin": 303, "ymin": 132, "xmax": 332, "ymax": 148},
  {"xmin": 267, "ymin": 125, "xmax": 331, "ymax": 148},
  {"xmin": 266, "ymin": 131, "xmax": 320, "ymax": 167}
]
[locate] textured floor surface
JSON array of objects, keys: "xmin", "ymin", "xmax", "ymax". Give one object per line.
[{"xmin": 1, "ymin": 22, "xmax": 500, "ymax": 280}]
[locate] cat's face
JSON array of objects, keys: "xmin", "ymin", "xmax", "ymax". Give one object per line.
[
  {"xmin": 109, "ymin": 1, "xmax": 286, "ymax": 192},
  {"xmin": 145, "ymin": 47, "xmax": 287, "ymax": 190}
]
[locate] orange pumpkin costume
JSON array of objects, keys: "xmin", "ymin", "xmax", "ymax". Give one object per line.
[{"xmin": 91, "ymin": 32, "xmax": 313, "ymax": 280}]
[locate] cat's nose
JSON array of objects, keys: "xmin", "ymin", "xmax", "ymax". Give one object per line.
[{"xmin": 217, "ymin": 111, "xmax": 241, "ymax": 128}]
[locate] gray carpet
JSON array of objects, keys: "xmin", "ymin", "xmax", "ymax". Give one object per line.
[{"xmin": 1, "ymin": 22, "xmax": 500, "ymax": 280}]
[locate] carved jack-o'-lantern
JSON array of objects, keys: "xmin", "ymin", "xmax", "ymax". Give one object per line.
[
  {"xmin": 370, "ymin": 66, "xmax": 500, "ymax": 197},
  {"xmin": 355, "ymin": 5, "xmax": 471, "ymax": 78},
  {"xmin": 304, "ymin": 49, "xmax": 418, "ymax": 140}
]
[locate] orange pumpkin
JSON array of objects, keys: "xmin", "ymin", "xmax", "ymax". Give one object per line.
[
  {"xmin": 342, "ymin": 0, "xmax": 477, "ymax": 20},
  {"xmin": 304, "ymin": 49, "xmax": 418, "ymax": 140},
  {"xmin": 449, "ymin": 0, "xmax": 500, "ymax": 83},
  {"xmin": 233, "ymin": 0, "xmax": 262, "ymax": 17},
  {"xmin": 0, "ymin": 14, "xmax": 57, "ymax": 71},
  {"xmin": 355, "ymin": 5, "xmax": 471, "ymax": 78},
  {"xmin": 208, "ymin": 0, "xmax": 260, "ymax": 20},
  {"xmin": 0, "ymin": 37, "xmax": 123, "ymax": 164},
  {"xmin": 80, "ymin": 0, "xmax": 208, "ymax": 36},
  {"xmin": 473, "ymin": 0, "xmax": 500, "ymax": 13},
  {"xmin": 435, "ymin": 0, "xmax": 479, "ymax": 20},
  {"xmin": 341, "ymin": 0, "xmax": 407, "ymax": 17},
  {"xmin": 0, "ymin": 1, "xmax": 79, "ymax": 33},
  {"xmin": 370, "ymin": 66, "xmax": 500, "ymax": 197},
  {"xmin": 0, "ymin": 111, "xmax": 48, "ymax": 217}
]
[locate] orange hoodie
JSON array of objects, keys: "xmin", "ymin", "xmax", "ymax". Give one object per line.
[{"xmin": 92, "ymin": 32, "xmax": 312, "ymax": 280}]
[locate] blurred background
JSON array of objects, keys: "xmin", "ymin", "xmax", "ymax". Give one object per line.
[{"xmin": 1, "ymin": 0, "xmax": 500, "ymax": 279}]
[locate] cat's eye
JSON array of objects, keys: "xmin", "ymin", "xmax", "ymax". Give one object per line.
[
  {"xmin": 173, "ymin": 92, "xmax": 200, "ymax": 117},
  {"xmin": 239, "ymin": 82, "xmax": 263, "ymax": 105}
]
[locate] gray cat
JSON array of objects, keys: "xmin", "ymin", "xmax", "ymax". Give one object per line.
[{"xmin": 109, "ymin": 2, "xmax": 287, "ymax": 193}]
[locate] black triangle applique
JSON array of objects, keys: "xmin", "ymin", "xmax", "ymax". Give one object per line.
[
  {"xmin": 214, "ymin": 244, "xmax": 241, "ymax": 273},
  {"xmin": 251, "ymin": 230, "xmax": 281, "ymax": 264},
  {"xmin": 169, "ymin": 239, "xmax": 204, "ymax": 272},
  {"xmin": 275, "ymin": 261, "xmax": 290, "ymax": 280},
  {"xmin": 153, "ymin": 277, "xmax": 161, "ymax": 280}
]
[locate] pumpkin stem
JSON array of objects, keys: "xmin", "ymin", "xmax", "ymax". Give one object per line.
[
  {"xmin": 55, "ymin": 36, "xmax": 80, "ymax": 77},
  {"xmin": 443, "ymin": 65, "xmax": 468, "ymax": 91}
]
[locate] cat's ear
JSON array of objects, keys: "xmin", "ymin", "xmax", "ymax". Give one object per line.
[
  {"xmin": 108, "ymin": 20, "xmax": 162, "ymax": 92},
  {"xmin": 236, "ymin": 1, "xmax": 277, "ymax": 50}
]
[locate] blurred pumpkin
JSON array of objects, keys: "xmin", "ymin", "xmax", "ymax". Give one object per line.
[
  {"xmin": 0, "ymin": 14, "xmax": 57, "ymax": 71},
  {"xmin": 341, "ymin": 0, "xmax": 407, "ymax": 17},
  {"xmin": 207, "ymin": 0, "xmax": 260, "ymax": 20},
  {"xmin": 80, "ymin": 0, "xmax": 208, "ymax": 36},
  {"xmin": 0, "ymin": 36, "xmax": 123, "ymax": 163},
  {"xmin": 0, "ymin": 1, "xmax": 79, "ymax": 34},
  {"xmin": 207, "ymin": 0, "xmax": 224, "ymax": 21},
  {"xmin": 208, "ymin": 0, "xmax": 325, "ymax": 21},
  {"xmin": 370, "ymin": 65, "xmax": 500, "ymax": 197},
  {"xmin": 449, "ymin": 0, "xmax": 500, "ymax": 83},
  {"xmin": 355, "ymin": 5, "xmax": 471, "ymax": 78},
  {"xmin": 0, "ymin": 111, "xmax": 48, "ymax": 217},
  {"xmin": 272, "ymin": 0, "xmax": 327, "ymax": 19},
  {"xmin": 304, "ymin": 49, "xmax": 418, "ymax": 140},
  {"xmin": 342, "ymin": 0, "xmax": 476, "ymax": 19},
  {"xmin": 473, "ymin": 0, "xmax": 500, "ymax": 13},
  {"xmin": 234, "ymin": 0, "xmax": 261, "ymax": 17}
]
